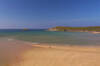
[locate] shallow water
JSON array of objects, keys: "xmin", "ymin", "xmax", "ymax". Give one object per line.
[{"xmin": 0, "ymin": 29, "xmax": 100, "ymax": 46}]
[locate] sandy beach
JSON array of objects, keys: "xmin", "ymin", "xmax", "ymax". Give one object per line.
[
  {"xmin": 0, "ymin": 38, "xmax": 100, "ymax": 66},
  {"xmin": 1, "ymin": 0, "xmax": 100, "ymax": 66}
]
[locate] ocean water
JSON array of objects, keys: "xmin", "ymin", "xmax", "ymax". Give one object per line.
[{"xmin": 0, "ymin": 29, "xmax": 100, "ymax": 46}]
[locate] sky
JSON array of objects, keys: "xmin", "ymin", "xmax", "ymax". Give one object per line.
[{"xmin": 0, "ymin": 0, "xmax": 100, "ymax": 29}]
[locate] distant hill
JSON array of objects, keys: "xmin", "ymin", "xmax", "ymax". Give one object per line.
[{"xmin": 48, "ymin": 26, "xmax": 100, "ymax": 32}]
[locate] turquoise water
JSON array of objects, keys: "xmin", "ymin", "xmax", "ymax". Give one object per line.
[{"xmin": 0, "ymin": 29, "xmax": 100, "ymax": 46}]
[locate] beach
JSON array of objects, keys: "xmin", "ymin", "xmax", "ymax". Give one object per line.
[
  {"xmin": 0, "ymin": 38, "xmax": 100, "ymax": 66},
  {"xmin": 1, "ymin": 0, "xmax": 100, "ymax": 65}
]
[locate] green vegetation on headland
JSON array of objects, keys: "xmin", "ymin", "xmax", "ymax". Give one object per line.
[{"xmin": 48, "ymin": 26, "xmax": 100, "ymax": 32}]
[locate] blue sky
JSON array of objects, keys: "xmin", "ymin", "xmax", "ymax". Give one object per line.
[{"xmin": 0, "ymin": 0, "xmax": 100, "ymax": 29}]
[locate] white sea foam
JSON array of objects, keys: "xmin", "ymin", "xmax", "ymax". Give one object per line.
[{"xmin": 8, "ymin": 38, "xmax": 14, "ymax": 41}]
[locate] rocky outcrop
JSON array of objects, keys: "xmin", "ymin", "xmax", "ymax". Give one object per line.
[{"xmin": 48, "ymin": 28, "xmax": 60, "ymax": 31}]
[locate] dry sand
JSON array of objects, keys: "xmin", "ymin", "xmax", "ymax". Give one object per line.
[{"xmin": 0, "ymin": 38, "xmax": 100, "ymax": 66}]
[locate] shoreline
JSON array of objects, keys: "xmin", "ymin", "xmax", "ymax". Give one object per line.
[{"xmin": 0, "ymin": 38, "xmax": 100, "ymax": 66}]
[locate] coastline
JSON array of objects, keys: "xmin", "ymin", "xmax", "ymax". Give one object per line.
[
  {"xmin": 0, "ymin": 38, "xmax": 100, "ymax": 66},
  {"xmin": 48, "ymin": 29, "xmax": 100, "ymax": 34},
  {"xmin": 48, "ymin": 26, "xmax": 100, "ymax": 33}
]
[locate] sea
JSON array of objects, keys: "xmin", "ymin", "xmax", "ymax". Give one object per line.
[{"xmin": 0, "ymin": 29, "xmax": 100, "ymax": 46}]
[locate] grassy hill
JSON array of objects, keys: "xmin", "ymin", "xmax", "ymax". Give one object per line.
[{"xmin": 48, "ymin": 26, "xmax": 100, "ymax": 32}]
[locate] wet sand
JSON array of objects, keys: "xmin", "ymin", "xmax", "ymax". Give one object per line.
[
  {"xmin": 0, "ymin": 38, "xmax": 33, "ymax": 66},
  {"xmin": 0, "ymin": 38, "xmax": 100, "ymax": 66}
]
